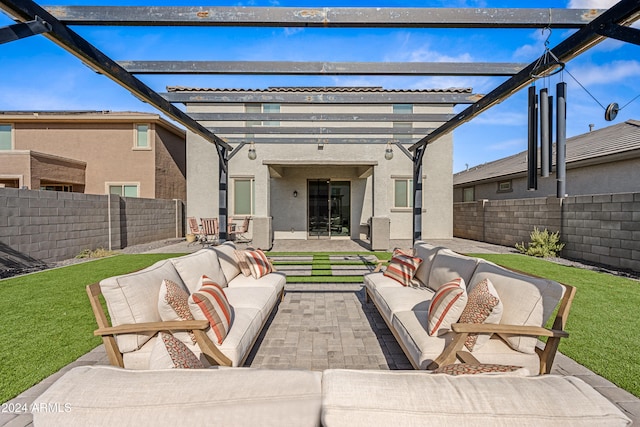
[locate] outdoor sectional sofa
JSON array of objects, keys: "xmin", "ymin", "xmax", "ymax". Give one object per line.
[
  {"xmin": 33, "ymin": 365, "xmax": 631, "ymax": 426},
  {"xmin": 87, "ymin": 241, "xmax": 285, "ymax": 369},
  {"xmin": 364, "ymin": 241, "xmax": 576, "ymax": 374}
]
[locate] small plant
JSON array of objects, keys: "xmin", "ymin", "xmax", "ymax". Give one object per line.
[
  {"xmin": 75, "ymin": 248, "xmax": 118, "ymax": 259},
  {"xmin": 515, "ymin": 227, "xmax": 565, "ymax": 258}
]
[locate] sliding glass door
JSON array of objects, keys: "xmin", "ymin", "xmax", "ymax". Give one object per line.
[{"xmin": 308, "ymin": 180, "xmax": 350, "ymax": 238}]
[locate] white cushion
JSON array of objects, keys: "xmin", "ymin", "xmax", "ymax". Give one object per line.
[
  {"xmin": 321, "ymin": 370, "xmax": 632, "ymax": 427},
  {"xmin": 363, "ymin": 271, "xmax": 404, "ymax": 296},
  {"xmin": 216, "ymin": 307, "xmax": 263, "ymax": 367},
  {"xmin": 428, "ymin": 249, "xmax": 479, "ymax": 291},
  {"xmin": 171, "ymin": 249, "xmax": 228, "ymax": 292},
  {"xmin": 392, "ymin": 310, "xmax": 452, "ymax": 370},
  {"xmin": 33, "ymin": 366, "xmax": 323, "ymax": 427},
  {"xmin": 470, "ymin": 260, "xmax": 565, "ymax": 354},
  {"xmin": 224, "ymin": 286, "xmax": 278, "ymax": 324},
  {"xmin": 100, "ymin": 259, "xmax": 185, "ymax": 353},
  {"xmin": 229, "ymin": 271, "xmax": 286, "ymax": 295},
  {"xmin": 213, "ymin": 241, "xmax": 242, "ymax": 283},
  {"xmin": 412, "ymin": 243, "xmax": 442, "ymax": 286},
  {"xmin": 374, "ymin": 287, "xmax": 433, "ymax": 321}
]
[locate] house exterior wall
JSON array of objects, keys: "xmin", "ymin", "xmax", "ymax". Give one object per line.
[
  {"xmin": 1, "ymin": 113, "xmax": 186, "ymax": 200},
  {"xmin": 185, "ymin": 101, "xmax": 454, "ymax": 247},
  {"xmin": 454, "ymin": 154, "xmax": 640, "ymax": 202}
]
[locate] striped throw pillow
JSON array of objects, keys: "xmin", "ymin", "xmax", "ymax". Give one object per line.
[
  {"xmin": 234, "ymin": 249, "xmax": 252, "ymax": 276},
  {"xmin": 459, "ymin": 278, "xmax": 503, "ymax": 351},
  {"xmin": 188, "ymin": 276, "xmax": 232, "ymax": 345},
  {"xmin": 383, "ymin": 254, "xmax": 423, "ymax": 286},
  {"xmin": 427, "ymin": 278, "xmax": 468, "ymax": 336},
  {"xmin": 244, "ymin": 249, "xmax": 273, "ymax": 279}
]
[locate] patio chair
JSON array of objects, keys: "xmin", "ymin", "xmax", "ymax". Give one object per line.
[
  {"xmin": 228, "ymin": 216, "xmax": 251, "ymax": 243},
  {"xmin": 199, "ymin": 217, "xmax": 219, "ymax": 246},
  {"xmin": 187, "ymin": 217, "xmax": 206, "ymax": 245}
]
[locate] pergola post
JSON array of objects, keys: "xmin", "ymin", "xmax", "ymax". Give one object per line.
[
  {"xmin": 413, "ymin": 145, "xmax": 425, "ymax": 243},
  {"xmin": 218, "ymin": 146, "xmax": 229, "ymax": 241}
]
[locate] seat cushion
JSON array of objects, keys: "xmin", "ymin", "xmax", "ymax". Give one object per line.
[
  {"xmin": 363, "ymin": 272, "xmax": 404, "ymax": 298},
  {"xmin": 228, "ymin": 271, "xmax": 286, "ymax": 296},
  {"xmin": 321, "ymin": 370, "xmax": 631, "ymax": 427},
  {"xmin": 392, "ymin": 310, "xmax": 452, "ymax": 369},
  {"xmin": 100, "ymin": 259, "xmax": 185, "ymax": 353},
  {"xmin": 171, "ymin": 249, "xmax": 228, "ymax": 292},
  {"xmin": 374, "ymin": 287, "xmax": 434, "ymax": 322},
  {"xmin": 33, "ymin": 366, "xmax": 323, "ymax": 427},
  {"xmin": 216, "ymin": 307, "xmax": 263, "ymax": 367},
  {"xmin": 224, "ymin": 286, "xmax": 278, "ymax": 324}
]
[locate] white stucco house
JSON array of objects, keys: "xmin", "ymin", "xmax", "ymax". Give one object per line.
[{"xmin": 170, "ymin": 86, "xmax": 475, "ymax": 249}]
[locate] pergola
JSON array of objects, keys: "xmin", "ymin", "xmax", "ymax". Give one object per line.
[{"xmin": 2, "ymin": 0, "xmax": 640, "ymax": 240}]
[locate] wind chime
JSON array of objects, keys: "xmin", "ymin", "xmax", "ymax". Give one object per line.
[{"xmin": 527, "ymin": 28, "xmax": 566, "ymax": 198}]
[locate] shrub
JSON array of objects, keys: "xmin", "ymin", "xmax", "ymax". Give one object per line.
[
  {"xmin": 515, "ymin": 227, "xmax": 565, "ymax": 258},
  {"xmin": 75, "ymin": 248, "xmax": 118, "ymax": 259}
]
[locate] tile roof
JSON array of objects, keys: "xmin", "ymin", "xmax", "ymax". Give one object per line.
[
  {"xmin": 166, "ymin": 86, "xmax": 472, "ymax": 93},
  {"xmin": 453, "ymin": 119, "xmax": 640, "ymax": 185}
]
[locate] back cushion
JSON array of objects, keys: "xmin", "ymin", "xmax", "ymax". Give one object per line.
[
  {"xmin": 428, "ymin": 249, "xmax": 479, "ymax": 292},
  {"xmin": 171, "ymin": 249, "xmax": 227, "ymax": 293},
  {"xmin": 469, "ymin": 260, "xmax": 565, "ymax": 354},
  {"xmin": 412, "ymin": 243, "xmax": 442, "ymax": 286},
  {"xmin": 100, "ymin": 259, "xmax": 185, "ymax": 353},
  {"xmin": 213, "ymin": 242, "xmax": 241, "ymax": 283}
]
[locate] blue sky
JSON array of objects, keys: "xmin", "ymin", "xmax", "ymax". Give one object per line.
[{"xmin": 1, "ymin": 0, "xmax": 639, "ymax": 172}]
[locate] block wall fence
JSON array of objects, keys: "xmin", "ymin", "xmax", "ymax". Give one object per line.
[
  {"xmin": 453, "ymin": 192, "xmax": 640, "ymax": 273},
  {"xmin": 0, "ymin": 187, "xmax": 184, "ymax": 265}
]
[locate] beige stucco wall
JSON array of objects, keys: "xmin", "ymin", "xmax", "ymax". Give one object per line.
[
  {"xmin": 155, "ymin": 125, "xmax": 187, "ymax": 201},
  {"xmin": 186, "ymin": 101, "xmax": 454, "ymax": 244},
  {"xmin": 454, "ymin": 154, "xmax": 640, "ymax": 202}
]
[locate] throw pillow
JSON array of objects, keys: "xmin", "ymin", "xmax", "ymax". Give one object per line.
[
  {"xmin": 158, "ymin": 279, "xmax": 196, "ymax": 344},
  {"xmin": 432, "ymin": 363, "xmax": 525, "ymax": 376},
  {"xmin": 427, "ymin": 278, "xmax": 468, "ymax": 336},
  {"xmin": 149, "ymin": 332, "xmax": 204, "ymax": 369},
  {"xmin": 188, "ymin": 276, "xmax": 232, "ymax": 345},
  {"xmin": 459, "ymin": 278, "xmax": 503, "ymax": 351},
  {"xmin": 383, "ymin": 254, "xmax": 423, "ymax": 287},
  {"xmin": 234, "ymin": 249, "xmax": 252, "ymax": 277},
  {"xmin": 244, "ymin": 249, "xmax": 273, "ymax": 279},
  {"xmin": 392, "ymin": 248, "xmax": 416, "ymax": 257}
]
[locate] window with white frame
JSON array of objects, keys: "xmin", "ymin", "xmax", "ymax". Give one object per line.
[
  {"xmin": 393, "ymin": 104, "xmax": 413, "ymax": 114},
  {"xmin": 245, "ymin": 103, "xmax": 280, "ymax": 127},
  {"xmin": 463, "ymin": 187, "xmax": 475, "ymax": 202},
  {"xmin": 0, "ymin": 124, "xmax": 13, "ymax": 150},
  {"xmin": 109, "ymin": 184, "xmax": 139, "ymax": 198},
  {"xmin": 233, "ymin": 178, "xmax": 255, "ymax": 215},
  {"xmin": 394, "ymin": 178, "xmax": 413, "ymax": 208},
  {"xmin": 135, "ymin": 124, "xmax": 150, "ymax": 148},
  {"xmin": 497, "ymin": 180, "xmax": 512, "ymax": 193}
]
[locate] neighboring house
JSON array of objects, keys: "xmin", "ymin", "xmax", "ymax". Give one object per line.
[
  {"xmin": 0, "ymin": 111, "xmax": 187, "ymax": 200},
  {"xmin": 175, "ymin": 86, "xmax": 466, "ymax": 247},
  {"xmin": 453, "ymin": 119, "xmax": 640, "ymax": 202}
]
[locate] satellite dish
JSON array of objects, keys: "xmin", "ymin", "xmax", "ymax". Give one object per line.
[{"xmin": 605, "ymin": 103, "xmax": 619, "ymax": 121}]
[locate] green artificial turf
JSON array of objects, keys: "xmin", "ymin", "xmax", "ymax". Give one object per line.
[
  {"xmin": 470, "ymin": 253, "xmax": 640, "ymax": 398},
  {"xmin": 0, "ymin": 254, "xmax": 182, "ymax": 403}
]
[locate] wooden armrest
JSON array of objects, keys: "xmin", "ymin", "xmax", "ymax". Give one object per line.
[
  {"xmin": 450, "ymin": 323, "xmax": 569, "ymax": 338},
  {"xmin": 94, "ymin": 320, "xmax": 210, "ymax": 336},
  {"xmin": 373, "ymin": 260, "xmax": 386, "ymax": 273},
  {"xmin": 267, "ymin": 257, "xmax": 278, "ymax": 272}
]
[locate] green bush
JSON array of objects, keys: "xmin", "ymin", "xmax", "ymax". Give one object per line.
[{"xmin": 515, "ymin": 227, "xmax": 565, "ymax": 257}]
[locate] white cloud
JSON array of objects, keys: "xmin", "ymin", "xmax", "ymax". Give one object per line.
[
  {"xmin": 567, "ymin": 60, "xmax": 640, "ymax": 86},
  {"xmin": 568, "ymin": 0, "xmax": 617, "ymax": 8},
  {"xmin": 487, "ymin": 138, "xmax": 525, "ymax": 151},
  {"xmin": 283, "ymin": 27, "xmax": 304, "ymax": 37}
]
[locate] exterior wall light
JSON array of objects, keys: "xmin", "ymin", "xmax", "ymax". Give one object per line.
[
  {"xmin": 293, "ymin": 190, "xmax": 298, "ymax": 198},
  {"xmin": 384, "ymin": 141, "xmax": 394, "ymax": 160},
  {"xmin": 247, "ymin": 142, "xmax": 257, "ymax": 160}
]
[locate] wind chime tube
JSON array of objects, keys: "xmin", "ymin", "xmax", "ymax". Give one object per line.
[
  {"xmin": 556, "ymin": 82, "xmax": 567, "ymax": 198},
  {"xmin": 528, "ymin": 86, "xmax": 538, "ymax": 190},
  {"xmin": 540, "ymin": 88, "xmax": 550, "ymax": 178},
  {"xmin": 548, "ymin": 95, "xmax": 554, "ymax": 174}
]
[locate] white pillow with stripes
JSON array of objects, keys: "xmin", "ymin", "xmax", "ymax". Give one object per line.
[
  {"xmin": 427, "ymin": 278, "xmax": 468, "ymax": 336},
  {"xmin": 188, "ymin": 276, "xmax": 232, "ymax": 345}
]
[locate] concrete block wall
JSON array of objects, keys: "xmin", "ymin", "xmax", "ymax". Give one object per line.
[
  {"xmin": 562, "ymin": 193, "xmax": 640, "ymax": 272},
  {"xmin": 484, "ymin": 197, "xmax": 562, "ymax": 247},
  {"xmin": 0, "ymin": 187, "xmax": 184, "ymax": 264},
  {"xmin": 453, "ymin": 192, "xmax": 640, "ymax": 272},
  {"xmin": 453, "ymin": 200, "xmax": 485, "ymax": 241}
]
